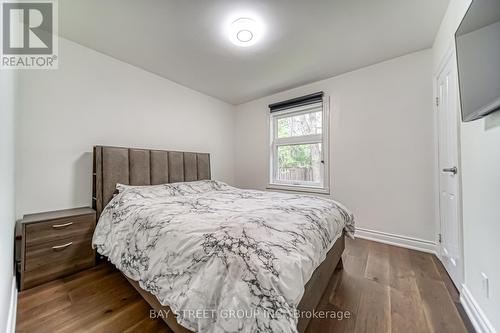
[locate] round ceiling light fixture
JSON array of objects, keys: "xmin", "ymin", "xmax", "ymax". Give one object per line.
[
  {"xmin": 228, "ymin": 18, "xmax": 261, "ymax": 47},
  {"xmin": 237, "ymin": 29, "xmax": 253, "ymax": 43}
]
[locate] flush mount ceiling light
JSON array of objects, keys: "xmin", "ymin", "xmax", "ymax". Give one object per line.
[{"xmin": 228, "ymin": 18, "xmax": 261, "ymax": 47}]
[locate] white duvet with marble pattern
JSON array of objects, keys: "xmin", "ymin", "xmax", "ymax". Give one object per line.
[{"xmin": 92, "ymin": 180, "xmax": 354, "ymax": 333}]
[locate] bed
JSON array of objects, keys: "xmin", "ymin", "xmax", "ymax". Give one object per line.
[{"xmin": 91, "ymin": 145, "xmax": 354, "ymax": 333}]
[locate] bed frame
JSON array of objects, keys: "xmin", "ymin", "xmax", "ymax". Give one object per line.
[{"xmin": 92, "ymin": 145, "xmax": 344, "ymax": 333}]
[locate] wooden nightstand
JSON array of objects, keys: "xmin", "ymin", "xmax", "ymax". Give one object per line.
[{"xmin": 17, "ymin": 207, "xmax": 97, "ymax": 290}]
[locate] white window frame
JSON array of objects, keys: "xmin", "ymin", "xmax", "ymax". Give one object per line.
[{"xmin": 267, "ymin": 96, "xmax": 330, "ymax": 194}]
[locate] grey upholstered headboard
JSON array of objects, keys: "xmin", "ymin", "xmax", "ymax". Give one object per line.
[{"xmin": 92, "ymin": 146, "xmax": 211, "ymax": 219}]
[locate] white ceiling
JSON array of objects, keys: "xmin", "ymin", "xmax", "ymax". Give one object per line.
[{"xmin": 59, "ymin": 0, "xmax": 450, "ymax": 104}]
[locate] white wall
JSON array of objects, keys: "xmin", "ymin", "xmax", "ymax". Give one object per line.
[
  {"xmin": 234, "ymin": 50, "xmax": 436, "ymax": 244},
  {"xmin": 16, "ymin": 38, "xmax": 236, "ymax": 215},
  {"xmin": 433, "ymin": 0, "xmax": 500, "ymax": 331},
  {"xmin": 0, "ymin": 70, "xmax": 17, "ymax": 332},
  {"xmin": 461, "ymin": 112, "xmax": 500, "ymax": 331}
]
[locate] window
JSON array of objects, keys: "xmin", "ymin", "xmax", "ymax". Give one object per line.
[{"xmin": 268, "ymin": 92, "xmax": 329, "ymax": 194}]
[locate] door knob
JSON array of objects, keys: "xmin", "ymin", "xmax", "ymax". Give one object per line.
[{"xmin": 442, "ymin": 166, "xmax": 458, "ymax": 175}]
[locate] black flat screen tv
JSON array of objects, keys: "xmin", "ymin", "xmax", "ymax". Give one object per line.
[{"xmin": 455, "ymin": 0, "xmax": 500, "ymax": 122}]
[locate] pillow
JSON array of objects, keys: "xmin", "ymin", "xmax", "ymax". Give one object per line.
[
  {"xmin": 115, "ymin": 180, "xmax": 228, "ymax": 195},
  {"xmin": 115, "ymin": 183, "xmax": 167, "ymax": 193}
]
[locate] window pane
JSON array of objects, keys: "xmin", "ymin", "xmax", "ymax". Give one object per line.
[
  {"xmin": 277, "ymin": 111, "xmax": 322, "ymax": 138},
  {"xmin": 276, "ymin": 143, "xmax": 322, "ymax": 184}
]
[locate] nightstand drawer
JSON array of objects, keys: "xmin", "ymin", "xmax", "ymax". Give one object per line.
[
  {"xmin": 25, "ymin": 214, "xmax": 95, "ymax": 246},
  {"xmin": 25, "ymin": 235, "xmax": 94, "ymax": 271},
  {"xmin": 17, "ymin": 207, "xmax": 97, "ymax": 290}
]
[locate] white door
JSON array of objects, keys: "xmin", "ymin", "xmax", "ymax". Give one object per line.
[{"xmin": 436, "ymin": 53, "xmax": 463, "ymax": 288}]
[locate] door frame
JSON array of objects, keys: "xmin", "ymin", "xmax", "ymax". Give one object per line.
[{"xmin": 433, "ymin": 45, "xmax": 465, "ymax": 288}]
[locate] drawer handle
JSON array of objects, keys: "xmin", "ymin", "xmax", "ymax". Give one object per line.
[
  {"xmin": 52, "ymin": 222, "xmax": 73, "ymax": 229},
  {"xmin": 52, "ymin": 242, "xmax": 73, "ymax": 250}
]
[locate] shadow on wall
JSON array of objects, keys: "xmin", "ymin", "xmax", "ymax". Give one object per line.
[
  {"xmin": 485, "ymin": 111, "xmax": 500, "ymax": 131},
  {"xmin": 73, "ymin": 152, "xmax": 93, "ymax": 207}
]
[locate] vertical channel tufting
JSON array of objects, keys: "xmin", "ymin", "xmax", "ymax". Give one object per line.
[
  {"xmin": 93, "ymin": 146, "xmax": 103, "ymax": 218},
  {"xmin": 149, "ymin": 150, "xmax": 152, "ymax": 185},
  {"xmin": 102, "ymin": 147, "xmax": 129, "ymax": 207},
  {"xmin": 129, "ymin": 149, "xmax": 151, "ymax": 185},
  {"xmin": 93, "ymin": 146, "xmax": 211, "ymax": 213},
  {"xmin": 184, "ymin": 152, "xmax": 198, "ymax": 181},
  {"xmin": 168, "ymin": 151, "xmax": 184, "ymax": 183},
  {"xmin": 197, "ymin": 153, "xmax": 210, "ymax": 180},
  {"xmin": 151, "ymin": 150, "xmax": 169, "ymax": 184}
]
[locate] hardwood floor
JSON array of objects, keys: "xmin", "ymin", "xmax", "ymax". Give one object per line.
[
  {"xmin": 307, "ymin": 238, "xmax": 474, "ymax": 333},
  {"xmin": 16, "ymin": 238, "xmax": 473, "ymax": 333}
]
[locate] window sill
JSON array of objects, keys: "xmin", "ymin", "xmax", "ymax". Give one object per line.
[{"xmin": 266, "ymin": 183, "xmax": 330, "ymax": 195}]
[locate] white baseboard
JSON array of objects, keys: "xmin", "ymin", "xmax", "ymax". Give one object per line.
[
  {"xmin": 6, "ymin": 276, "xmax": 17, "ymax": 333},
  {"xmin": 355, "ymin": 227, "xmax": 437, "ymax": 254},
  {"xmin": 461, "ymin": 284, "xmax": 496, "ymax": 333}
]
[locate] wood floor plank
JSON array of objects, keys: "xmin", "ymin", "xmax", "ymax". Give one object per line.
[
  {"xmin": 16, "ymin": 293, "xmax": 72, "ymax": 330},
  {"xmin": 17, "ymin": 263, "xmax": 117, "ymax": 316},
  {"xmin": 324, "ymin": 274, "xmax": 362, "ymax": 332},
  {"xmin": 344, "ymin": 237, "xmax": 370, "ymax": 260},
  {"xmin": 306, "ymin": 260, "xmax": 360, "ymax": 333},
  {"xmin": 16, "ymin": 239, "xmax": 472, "ymax": 333},
  {"xmin": 390, "ymin": 284, "xmax": 430, "ymax": 333},
  {"xmin": 309, "ymin": 252, "xmax": 369, "ymax": 333},
  {"xmin": 409, "ymin": 249, "xmax": 441, "ymax": 281},
  {"xmin": 388, "ymin": 245, "xmax": 415, "ymax": 293},
  {"xmin": 330, "ymin": 256, "xmax": 366, "ymax": 311},
  {"xmin": 364, "ymin": 241, "xmax": 390, "ymax": 285},
  {"xmin": 388, "ymin": 246, "xmax": 430, "ymax": 333},
  {"xmin": 353, "ymin": 278, "xmax": 391, "ymax": 333},
  {"xmin": 431, "ymin": 255, "xmax": 460, "ymax": 303},
  {"xmin": 415, "ymin": 276, "xmax": 468, "ymax": 333},
  {"xmin": 123, "ymin": 316, "xmax": 173, "ymax": 333},
  {"xmin": 77, "ymin": 298, "xmax": 152, "ymax": 333},
  {"xmin": 50, "ymin": 277, "xmax": 142, "ymax": 332},
  {"xmin": 16, "ymin": 280, "xmax": 66, "ymax": 311},
  {"xmin": 429, "ymin": 254, "xmax": 477, "ymax": 332},
  {"xmin": 343, "ymin": 249, "xmax": 368, "ymax": 277}
]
